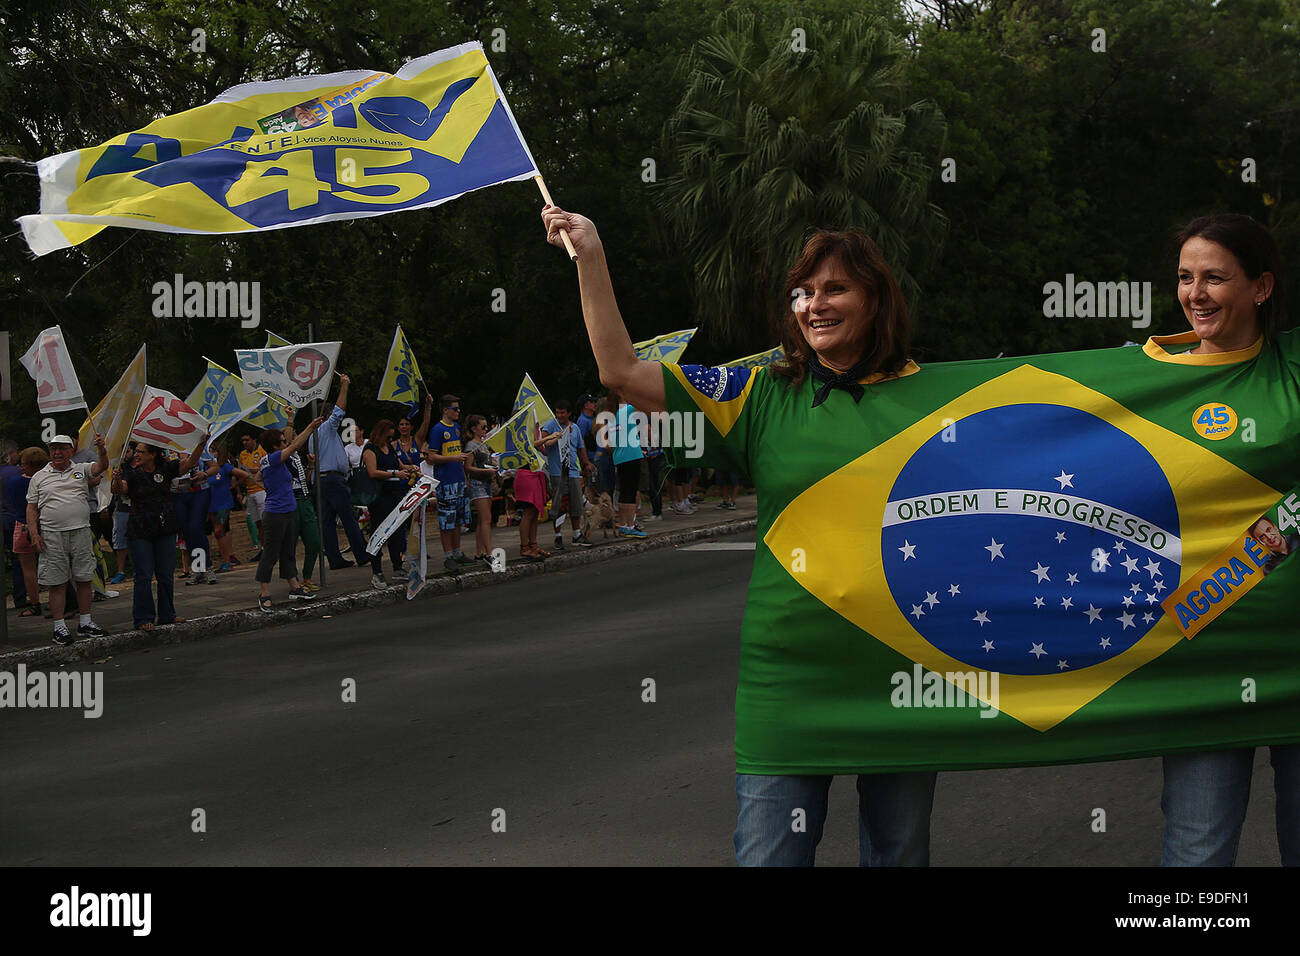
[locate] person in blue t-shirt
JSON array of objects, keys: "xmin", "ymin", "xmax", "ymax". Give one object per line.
[
  {"xmin": 540, "ymin": 398, "xmax": 595, "ymax": 550},
  {"xmin": 254, "ymin": 418, "xmax": 323, "ymax": 612},
  {"xmin": 427, "ymin": 394, "xmax": 475, "ymax": 572},
  {"xmin": 206, "ymin": 442, "xmax": 252, "ymax": 573}
]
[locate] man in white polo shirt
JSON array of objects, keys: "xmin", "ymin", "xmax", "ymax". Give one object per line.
[{"xmin": 26, "ymin": 433, "xmax": 111, "ymax": 645}]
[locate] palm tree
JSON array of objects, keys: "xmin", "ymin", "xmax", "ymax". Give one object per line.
[{"xmin": 656, "ymin": 11, "xmax": 949, "ymax": 340}]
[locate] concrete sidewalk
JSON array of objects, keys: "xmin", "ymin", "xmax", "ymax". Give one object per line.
[{"xmin": 2, "ymin": 495, "xmax": 757, "ymax": 665}]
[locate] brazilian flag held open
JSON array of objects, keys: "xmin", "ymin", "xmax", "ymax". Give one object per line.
[{"xmin": 663, "ymin": 330, "xmax": 1300, "ymax": 774}]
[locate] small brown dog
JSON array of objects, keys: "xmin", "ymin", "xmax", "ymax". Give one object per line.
[{"xmin": 581, "ymin": 492, "xmax": 616, "ymax": 539}]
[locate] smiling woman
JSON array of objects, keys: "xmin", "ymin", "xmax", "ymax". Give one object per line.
[{"xmin": 541, "ymin": 204, "xmax": 932, "ymax": 868}]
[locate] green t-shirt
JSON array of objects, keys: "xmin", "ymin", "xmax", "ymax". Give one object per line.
[{"xmin": 662, "ymin": 330, "xmax": 1300, "ymax": 774}]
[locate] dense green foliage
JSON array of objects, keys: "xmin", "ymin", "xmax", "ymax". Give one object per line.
[{"xmin": 2, "ymin": 0, "xmax": 1296, "ymax": 443}]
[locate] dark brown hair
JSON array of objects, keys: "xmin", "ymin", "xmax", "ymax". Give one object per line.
[
  {"xmin": 1175, "ymin": 214, "xmax": 1287, "ymax": 345},
  {"xmin": 770, "ymin": 229, "xmax": 911, "ymax": 387},
  {"xmin": 258, "ymin": 429, "xmax": 283, "ymax": 453},
  {"xmin": 465, "ymin": 413, "xmax": 487, "ymax": 432}
]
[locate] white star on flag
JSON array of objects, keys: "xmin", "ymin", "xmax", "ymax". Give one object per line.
[
  {"xmin": 1122, "ymin": 556, "xmax": 1140, "ymax": 575},
  {"xmin": 1099, "ymin": 637, "xmax": 1112, "ymax": 648},
  {"xmin": 948, "ymin": 584, "xmax": 961, "ymax": 597},
  {"xmin": 972, "ymin": 610, "xmax": 991, "ymax": 626},
  {"xmin": 1117, "ymin": 612, "xmax": 1136, "ymax": 630},
  {"xmin": 1142, "ymin": 612, "xmax": 1155, "ymax": 623},
  {"xmin": 1060, "ymin": 596, "xmax": 1074, "ymax": 609},
  {"xmin": 1092, "ymin": 550, "xmax": 1111, "ymax": 571},
  {"xmin": 899, "ymin": 540, "xmax": 917, "ymax": 560},
  {"xmin": 985, "ymin": 538, "xmax": 1005, "ymax": 561},
  {"xmin": 1055, "ymin": 531, "xmax": 1067, "ymax": 543},
  {"xmin": 982, "ymin": 640, "xmax": 995, "ymax": 652},
  {"xmin": 1057, "ymin": 660, "xmax": 1070, "ymax": 670},
  {"xmin": 1066, "ymin": 572, "xmax": 1080, "ymax": 585},
  {"xmin": 1130, "ymin": 583, "xmax": 1142, "ymax": 594},
  {"xmin": 1084, "ymin": 604, "xmax": 1103, "ymax": 623},
  {"xmin": 1122, "ymin": 595, "xmax": 1134, "ymax": 607},
  {"xmin": 1145, "ymin": 592, "xmax": 1159, "ymax": 605},
  {"xmin": 1054, "ymin": 470, "xmax": 1074, "ymax": 489},
  {"xmin": 1145, "ymin": 559, "xmax": 1162, "ymax": 578},
  {"xmin": 1031, "ymin": 563, "xmax": 1051, "ymax": 582},
  {"xmin": 924, "ymin": 591, "xmax": 940, "ymax": 608},
  {"xmin": 911, "ymin": 604, "xmax": 925, "ymax": 619},
  {"xmin": 1152, "ymin": 580, "xmax": 1166, "ymax": 593},
  {"xmin": 1030, "ymin": 643, "xmax": 1047, "ymax": 658},
  {"xmin": 1033, "ymin": 596, "xmax": 1045, "ymax": 608},
  {"xmin": 1113, "ymin": 540, "xmax": 1127, "ymax": 552}
]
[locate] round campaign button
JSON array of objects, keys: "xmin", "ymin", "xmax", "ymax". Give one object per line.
[{"xmin": 1191, "ymin": 402, "xmax": 1237, "ymax": 440}]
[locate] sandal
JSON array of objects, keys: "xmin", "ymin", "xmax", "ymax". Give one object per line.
[
  {"xmin": 19, "ymin": 603, "xmax": 41, "ymax": 617},
  {"xmin": 258, "ymin": 595, "xmax": 273, "ymax": 613}
]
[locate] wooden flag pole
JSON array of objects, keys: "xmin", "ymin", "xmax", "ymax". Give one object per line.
[{"xmin": 534, "ymin": 175, "xmax": 578, "ymax": 261}]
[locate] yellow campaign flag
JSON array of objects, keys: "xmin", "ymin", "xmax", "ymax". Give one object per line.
[
  {"xmin": 723, "ymin": 345, "xmax": 785, "ymax": 370},
  {"xmin": 264, "ymin": 330, "xmax": 291, "ymax": 348},
  {"xmin": 485, "ymin": 402, "xmax": 547, "ymax": 473},
  {"xmin": 80, "ymin": 343, "xmax": 146, "ymax": 463},
  {"xmin": 377, "ymin": 324, "xmax": 424, "ymax": 411},
  {"xmin": 19, "ymin": 43, "xmax": 540, "ymax": 255},
  {"xmin": 633, "ymin": 328, "xmax": 696, "ymax": 364},
  {"xmin": 184, "ymin": 357, "xmax": 272, "ymax": 447},
  {"xmin": 512, "ymin": 373, "xmax": 554, "ymax": 427}
]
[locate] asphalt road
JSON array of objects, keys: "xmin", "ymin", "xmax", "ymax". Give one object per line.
[{"xmin": 0, "ymin": 532, "xmax": 1284, "ymax": 866}]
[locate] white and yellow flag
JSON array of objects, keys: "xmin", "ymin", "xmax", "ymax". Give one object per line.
[
  {"xmin": 634, "ymin": 328, "xmax": 696, "ymax": 364},
  {"xmin": 80, "ymin": 343, "xmax": 146, "ymax": 460},
  {"xmin": 377, "ymin": 324, "xmax": 424, "ymax": 412}
]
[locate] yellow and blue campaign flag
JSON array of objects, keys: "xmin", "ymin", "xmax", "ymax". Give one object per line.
[
  {"xmin": 485, "ymin": 403, "xmax": 546, "ymax": 473},
  {"xmin": 19, "ymin": 42, "xmax": 540, "ymax": 255},
  {"xmin": 633, "ymin": 328, "xmax": 696, "ymax": 364},
  {"xmin": 723, "ymin": 345, "xmax": 784, "ymax": 370},
  {"xmin": 184, "ymin": 358, "xmax": 269, "ymax": 447},
  {"xmin": 512, "ymin": 373, "xmax": 554, "ymax": 427},
  {"xmin": 236, "ymin": 330, "xmax": 295, "ymax": 428},
  {"xmin": 377, "ymin": 324, "xmax": 424, "ymax": 414}
]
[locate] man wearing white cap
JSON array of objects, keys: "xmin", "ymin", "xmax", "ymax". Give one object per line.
[{"xmin": 25, "ymin": 433, "xmax": 111, "ymax": 645}]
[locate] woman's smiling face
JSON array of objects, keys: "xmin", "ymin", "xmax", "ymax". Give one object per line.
[
  {"xmin": 792, "ymin": 257, "xmax": 875, "ymax": 372},
  {"xmin": 1178, "ymin": 237, "xmax": 1272, "ymax": 353}
]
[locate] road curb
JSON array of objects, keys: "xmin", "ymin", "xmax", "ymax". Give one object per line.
[{"xmin": 2, "ymin": 518, "xmax": 757, "ymax": 669}]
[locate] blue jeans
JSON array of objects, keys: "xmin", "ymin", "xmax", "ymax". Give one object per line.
[
  {"xmin": 129, "ymin": 534, "xmax": 177, "ymax": 627},
  {"xmin": 1162, "ymin": 746, "xmax": 1300, "ymax": 866},
  {"xmin": 734, "ymin": 772, "xmax": 937, "ymax": 867},
  {"xmin": 594, "ymin": 450, "xmax": 616, "ymax": 498},
  {"xmin": 319, "ymin": 472, "xmax": 370, "ymax": 567},
  {"xmin": 173, "ymin": 488, "xmax": 211, "ymax": 571}
]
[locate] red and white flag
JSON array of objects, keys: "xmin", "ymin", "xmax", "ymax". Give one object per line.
[
  {"xmin": 128, "ymin": 386, "xmax": 208, "ymax": 454},
  {"xmin": 19, "ymin": 326, "xmax": 86, "ymax": 413}
]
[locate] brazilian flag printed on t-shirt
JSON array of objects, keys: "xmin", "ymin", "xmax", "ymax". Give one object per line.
[{"xmin": 662, "ymin": 330, "xmax": 1300, "ymax": 774}]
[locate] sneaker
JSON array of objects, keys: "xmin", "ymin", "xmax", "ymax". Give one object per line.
[
  {"xmin": 329, "ymin": 559, "xmax": 356, "ymax": 570},
  {"xmin": 301, "ymin": 580, "xmax": 319, "ymax": 593},
  {"xmin": 108, "ymin": 572, "xmax": 126, "ymax": 585},
  {"xmin": 444, "ymin": 555, "xmax": 459, "ymax": 574},
  {"xmin": 553, "ymin": 535, "xmax": 565, "ymax": 551},
  {"xmin": 52, "ymin": 626, "xmax": 75, "ymax": 646},
  {"xmin": 370, "ymin": 573, "xmax": 388, "ymax": 590},
  {"xmin": 615, "ymin": 525, "xmax": 647, "ymax": 538},
  {"xmin": 288, "ymin": 588, "xmax": 315, "ymax": 601},
  {"xmin": 644, "ymin": 514, "xmax": 662, "ymax": 521},
  {"xmin": 453, "ymin": 551, "xmax": 475, "ymax": 565},
  {"xmin": 572, "ymin": 533, "xmax": 593, "ymax": 548},
  {"xmin": 185, "ymin": 571, "xmax": 207, "ymax": 586},
  {"xmin": 477, "ymin": 553, "xmax": 493, "ymax": 567},
  {"xmin": 716, "ymin": 501, "xmax": 731, "ymax": 510},
  {"xmin": 689, "ymin": 494, "xmax": 704, "ymax": 503},
  {"xmin": 217, "ymin": 562, "xmax": 233, "ymax": 573},
  {"xmin": 77, "ymin": 621, "xmax": 109, "ymax": 638},
  {"xmin": 228, "ymin": 556, "xmax": 242, "ymax": 567},
  {"xmin": 725, "ymin": 501, "xmax": 737, "ymax": 510}
]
